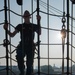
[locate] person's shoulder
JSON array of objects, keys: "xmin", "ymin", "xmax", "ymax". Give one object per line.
[
  {"xmin": 30, "ymin": 23, "xmax": 37, "ymax": 26},
  {"xmin": 15, "ymin": 23, "xmax": 23, "ymax": 29},
  {"xmin": 17, "ymin": 23, "xmax": 23, "ymax": 27}
]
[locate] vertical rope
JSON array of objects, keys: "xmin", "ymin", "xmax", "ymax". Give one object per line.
[
  {"xmin": 71, "ymin": 2, "xmax": 73, "ymax": 74},
  {"xmin": 37, "ymin": 0, "xmax": 40, "ymax": 75},
  {"xmin": 47, "ymin": 0, "xmax": 49, "ymax": 74},
  {"xmin": 4, "ymin": 0, "xmax": 9, "ymax": 75},
  {"xmin": 67, "ymin": 0, "xmax": 70, "ymax": 75},
  {"xmin": 8, "ymin": 0, "xmax": 12, "ymax": 75},
  {"xmin": 62, "ymin": 0, "xmax": 66, "ymax": 75},
  {"xmin": 31, "ymin": 0, "xmax": 34, "ymax": 73},
  {"xmin": 31, "ymin": 0, "xmax": 33, "ymax": 23},
  {"xmin": 62, "ymin": 38, "xmax": 65, "ymax": 75}
]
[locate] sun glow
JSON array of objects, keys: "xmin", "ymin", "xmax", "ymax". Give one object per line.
[{"xmin": 57, "ymin": 32, "xmax": 62, "ymax": 39}]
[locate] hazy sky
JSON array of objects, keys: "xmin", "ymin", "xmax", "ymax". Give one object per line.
[{"xmin": 0, "ymin": 0, "xmax": 75, "ymax": 68}]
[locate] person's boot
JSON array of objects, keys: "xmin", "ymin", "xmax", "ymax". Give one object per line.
[
  {"xmin": 19, "ymin": 70, "xmax": 24, "ymax": 75},
  {"xmin": 19, "ymin": 72, "xmax": 24, "ymax": 75}
]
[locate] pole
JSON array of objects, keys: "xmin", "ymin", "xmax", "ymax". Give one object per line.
[
  {"xmin": 4, "ymin": 0, "xmax": 9, "ymax": 75},
  {"xmin": 67, "ymin": 0, "xmax": 69, "ymax": 75},
  {"xmin": 37, "ymin": 0, "xmax": 40, "ymax": 75}
]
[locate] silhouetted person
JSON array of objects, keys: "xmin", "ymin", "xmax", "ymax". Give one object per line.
[{"xmin": 3, "ymin": 10, "xmax": 41, "ymax": 75}]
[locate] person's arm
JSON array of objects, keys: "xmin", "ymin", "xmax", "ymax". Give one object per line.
[{"xmin": 3, "ymin": 23, "xmax": 18, "ymax": 37}]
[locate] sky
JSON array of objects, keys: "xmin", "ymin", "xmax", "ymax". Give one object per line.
[{"xmin": 0, "ymin": 0, "xmax": 75, "ymax": 68}]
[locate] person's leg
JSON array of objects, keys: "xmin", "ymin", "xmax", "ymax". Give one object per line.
[
  {"xmin": 26, "ymin": 45, "xmax": 35, "ymax": 75},
  {"xmin": 16, "ymin": 44, "xmax": 25, "ymax": 75}
]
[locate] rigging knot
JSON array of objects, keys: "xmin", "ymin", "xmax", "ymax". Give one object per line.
[{"xmin": 3, "ymin": 39, "xmax": 10, "ymax": 47}]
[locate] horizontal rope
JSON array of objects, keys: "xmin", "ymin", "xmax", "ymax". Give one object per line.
[
  {"xmin": 40, "ymin": 10, "xmax": 63, "ymax": 17},
  {"xmin": 34, "ymin": 57, "xmax": 67, "ymax": 59},
  {"xmin": 0, "ymin": 9, "xmax": 4, "ymax": 12},
  {"xmin": 0, "ymin": 22, "xmax": 4, "ymax": 25}
]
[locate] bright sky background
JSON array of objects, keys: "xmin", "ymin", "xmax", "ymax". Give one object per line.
[{"xmin": 0, "ymin": 0, "xmax": 75, "ymax": 68}]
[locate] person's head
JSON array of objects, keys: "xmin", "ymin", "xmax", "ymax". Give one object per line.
[
  {"xmin": 23, "ymin": 10, "xmax": 31, "ymax": 23},
  {"xmin": 23, "ymin": 10, "xmax": 31, "ymax": 18}
]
